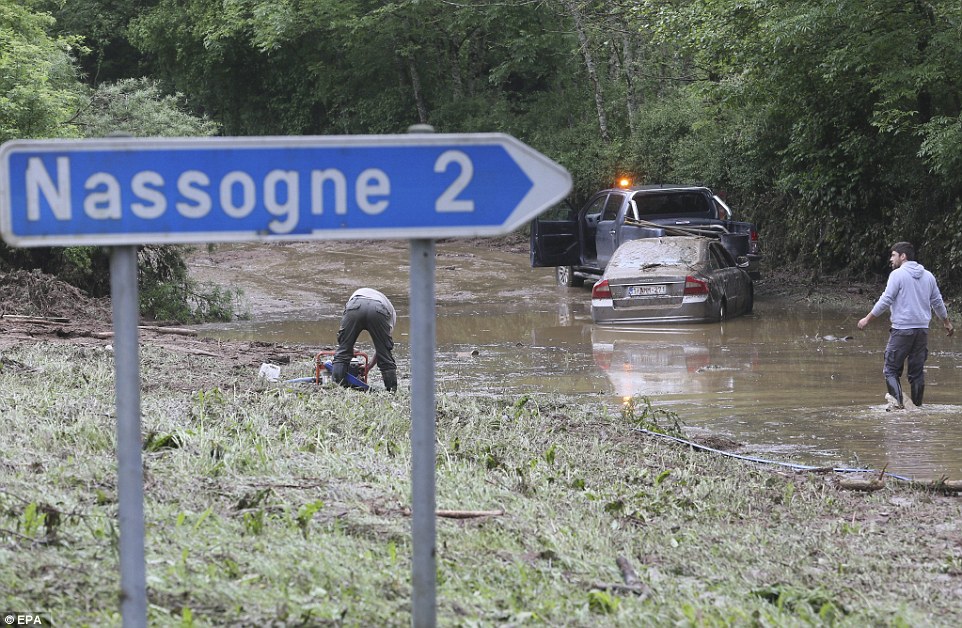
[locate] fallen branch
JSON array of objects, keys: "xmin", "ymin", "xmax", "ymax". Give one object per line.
[
  {"xmin": 839, "ymin": 478, "xmax": 885, "ymax": 492},
  {"xmin": 616, "ymin": 555, "xmax": 641, "ymax": 588},
  {"xmin": 85, "ymin": 326, "xmax": 199, "ymax": 339},
  {"xmin": 920, "ymin": 477, "xmax": 962, "ymax": 493},
  {"xmin": 139, "ymin": 325, "xmax": 198, "ymax": 337},
  {"xmin": 1, "ymin": 315, "xmax": 68, "ymax": 324},
  {"xmin": 0, "ymin": 357, "xmax": 38, "ymax": 372},
  {"xmin": 839, "ymin": 465, "xmax": 888, "ymax": 492},
  {"xmin": 583, "ymin": 556, "xmax": 651, "ymax": 596},
  {"xmin": 588, "ymin": 582, "xmax": 650, "ymax": 596},
  {"xmin": 436, "ymin": 509, "xmax": 504, "ymax": 519},
  {"xmin": 162, "ymin": 346, "xmax": 222, "ymax": 358}
]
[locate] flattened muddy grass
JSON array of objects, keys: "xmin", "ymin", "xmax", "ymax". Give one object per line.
[{"xmin": 2, "ymin": 344, "xmax": 962, "ymax": 626}]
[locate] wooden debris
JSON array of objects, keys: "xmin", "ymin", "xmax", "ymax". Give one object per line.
[
  {"xmin": 839, "ymin": 466, "xmax": 887, "ymax": 492},
  {"xmin": 839, "ymin": 478, "xmax": 885, "ymax": 492},
  {"xmin": 919, "ymin": 477, "xmax": 962, "ymax": 493},
  {"xmin": 162, "ymin": 346, "xmax": 222, "ymax": 358},
  {"xmin": 86, "ymin": 326, "xmax": 199, "ymax": 339},
  {"xmin": 1, "ymin": 314, "xmax": 68, "ymax": 324},
  {"xmin": 139, "ymin": 325, "xmax": 198, "ymax": 337},
  {"xmin": 587, "ymin": 556, "xmax": 650, "ymax": 597},
  {"xmin": 0, "ymin": 356, "xmax": 38, "ymax": 372},
  {"xmin": 617, "ymin": 555, "xmax": 641, "ymax": 588},
  {"xmin": 435, "ymin": 509, "xmax": 504, "ymax": 519},
  {"xmin": 939, "ymin": 480, "xmax": 962, "ymax": 492},
  {"xmin": 589, "ymin": 582, "xmax": 649, "ymax": 595}
]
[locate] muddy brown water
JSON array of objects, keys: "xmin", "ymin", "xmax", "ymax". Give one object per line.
[{"xmin": 191, "ymin": 241, "xmax": 962, "ymax": 480}]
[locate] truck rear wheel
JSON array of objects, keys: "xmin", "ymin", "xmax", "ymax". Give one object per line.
[{"xmin": 556, "ymin": 266, "xmax": 584, "ymax": 287}]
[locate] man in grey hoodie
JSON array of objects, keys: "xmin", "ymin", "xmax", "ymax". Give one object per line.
[{"xmin": 858, "ymin": 242, "xmax": 954, "ymax": 408}]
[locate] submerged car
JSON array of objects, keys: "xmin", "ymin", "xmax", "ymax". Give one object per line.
[{"xmin": 591, "ymin": 236, "xmax": 753, "ymax": 324}]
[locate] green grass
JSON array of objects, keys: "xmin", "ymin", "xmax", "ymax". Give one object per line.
[{"xmin": 2, "ymin": 344, "xmax": 961, "ymax": 626}]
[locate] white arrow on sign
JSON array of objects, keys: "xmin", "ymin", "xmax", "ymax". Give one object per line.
[{"xmin": 0, "ymin": 133, "xmax": 572, "ymax": 247}]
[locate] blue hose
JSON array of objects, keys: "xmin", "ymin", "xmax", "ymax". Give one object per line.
[{"xmin": 632, "ymin": 427, "xmax": 913, "ymax": 482}]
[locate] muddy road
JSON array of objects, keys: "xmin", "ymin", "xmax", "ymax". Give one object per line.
[{"xmin": 189, "ymin": 240, "xmax": 962, "ymax": 479}]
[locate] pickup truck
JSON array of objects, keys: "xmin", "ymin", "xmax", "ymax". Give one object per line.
[{"xmin": 530, "ymin": 185, "xmax": 761, "ymax": 286}]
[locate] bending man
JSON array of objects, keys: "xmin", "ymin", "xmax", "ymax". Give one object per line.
[
  {"xmin": 333, "ymin": 288, "xmax": 398, "ymax": 392},
  {"xmin": 857, "ymin": 242, "xmax": 953, "ymax": 408}
]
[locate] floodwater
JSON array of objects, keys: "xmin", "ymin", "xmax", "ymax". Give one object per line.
[{"xmin": 193, "ymin": 241, "xmax": 962, "ymax": 479}]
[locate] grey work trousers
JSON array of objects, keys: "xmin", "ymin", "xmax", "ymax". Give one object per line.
[
  {"xmin": 883, "ymin": 328, "xmax": 928, "ymax": 385},
  {"xmin": 333, "ymin": 296, "xmax": 396, "ymax": 385}
]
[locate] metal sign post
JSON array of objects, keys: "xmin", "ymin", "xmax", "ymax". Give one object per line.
[
  {"xmin": 0, "ymin": 131, "xmax": 571, "ymax": 628},
  {"xmin": 409, "ymin": 238, "xmax": 437, "ymax": 627},
  {"xmin": 110, "ymin": 245, "xmax": 147, "ymax": 627}
]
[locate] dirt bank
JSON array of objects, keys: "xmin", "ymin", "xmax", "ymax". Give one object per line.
[{"xmin": 0, "ymin": 268, "xmax": 313, "ymax": 390}]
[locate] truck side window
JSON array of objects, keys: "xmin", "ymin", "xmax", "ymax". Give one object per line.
[
  {"xmin": 602, "ymin": 193, "xmax": 625, "ymax": 221},
  {"xmin": 540, "ymin": 199, "xmax": 577, "ymax": 220},
  {"xmin": 582, "ymin": 195, "xmax": 607, "ymax": 225}
]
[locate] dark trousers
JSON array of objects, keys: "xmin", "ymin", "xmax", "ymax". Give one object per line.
[
  {"xmin": 333, "ymin": 297, "xmax": 396, "ymax": 388},
  {"xmin": 883, "ymin": 328, "xmax": 928, "ymax": 385}
]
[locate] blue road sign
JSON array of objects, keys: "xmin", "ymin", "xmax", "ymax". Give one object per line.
[{"xmin": 0, "ymin": 134, "xmax": 572, "ymax": 247}]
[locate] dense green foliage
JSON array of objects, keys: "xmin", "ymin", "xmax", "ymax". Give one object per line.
[
  {"xmin": 0, "ymin": 0, "xmax": 84, "ymax": 143},
  {"xmin": 122, "ymin": 0, "xmax": 962, "ymax": 293},
  {"xmin": 3, "ymin": 0, "xmax": 961, "ymax": 295},
  {"xmin": 0, "ymin": 3, "xmax": 233, "ymax": 320}
]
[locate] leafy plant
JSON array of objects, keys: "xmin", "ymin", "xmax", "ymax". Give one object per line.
[
  {"xmin": 20, "ymin": 502, "xmax": 46, "ymax": 538},
  {"xmin": 621, "ymin": 395, "xmax": 683, "ymax": 436},
  {"xmin": 295, "ymin": 500, "xmax": 324, "ymax": 539},
  {"xmin": 587, "ymin": 590, "xmax": 620, "ymax": 614}
]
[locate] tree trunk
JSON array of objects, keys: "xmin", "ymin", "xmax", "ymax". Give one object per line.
[
  {"xmin": 562, "ymin": 0, "xmax": 610, "ymax": 143},
  {"xmin": 622, "ymin": 33, "xmax": 636, "ymax": 134},
  {"xmin": 407, "ymin": 56, "xmax": 429, "ymax": 124}
]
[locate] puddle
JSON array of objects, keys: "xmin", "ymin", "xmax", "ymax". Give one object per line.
[{"xmin": 193, "ymin": 241, "xmax": 962, "ymax": 479}]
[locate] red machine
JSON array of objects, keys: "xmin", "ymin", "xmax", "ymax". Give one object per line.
[{"xmin": 314, "ymin": 350, "xmax": 370, "ymax": 388}]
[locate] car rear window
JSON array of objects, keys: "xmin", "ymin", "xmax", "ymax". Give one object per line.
[
  {"xmin": 631, "ymin": 192, "xmax": 710, "ymax": 217},
  {"xmin": 608, "ymin": 238, "xmax": 704, "ymax": 269}
]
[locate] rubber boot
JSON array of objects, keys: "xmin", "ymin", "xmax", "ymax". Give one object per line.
[
  {"xmin": 381, "ymin": 369, "xmax": 398, "ymax": 393},
  {"xmin": 885, "ymin": 375, "xmax": 904, "ymax": 409},
  {"xmin": 332, "ymin": 362, "xmax": 349, "ymax": 387},
  {"xmin": 910, "ymin": 382, "xmax": 925, "ymax": 408}
]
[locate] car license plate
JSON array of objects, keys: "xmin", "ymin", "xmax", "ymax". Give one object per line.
[{"xmin": 627, "ymin": 284, "xmax": 666, "ymax": 297}]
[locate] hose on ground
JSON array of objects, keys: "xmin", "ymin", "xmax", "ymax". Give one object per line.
[{"xmin": 631, "ymin": 427, "xmax": 913, "ymax": 482}]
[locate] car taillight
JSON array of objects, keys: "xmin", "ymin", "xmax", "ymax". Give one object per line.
[
  {"xmin": 749, "ymin": 229, "xmax": 760, "ymax": 254},
  {"xmin": 592, "ymin": 279, "xmax": 612, "ymax": 299},
  {"xmin": 683, "ymin": 276, "xmax": 708, "ymax": 295}
]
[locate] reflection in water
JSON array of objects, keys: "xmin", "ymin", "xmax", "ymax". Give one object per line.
[{"xmin": 196, "ymin": 244, "xmax": 962, "ymax": 479}]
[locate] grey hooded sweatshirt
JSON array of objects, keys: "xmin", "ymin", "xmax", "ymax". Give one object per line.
[{"xmin": 870, "ymin": 261, "xmax": 948, "ymax": 329}]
